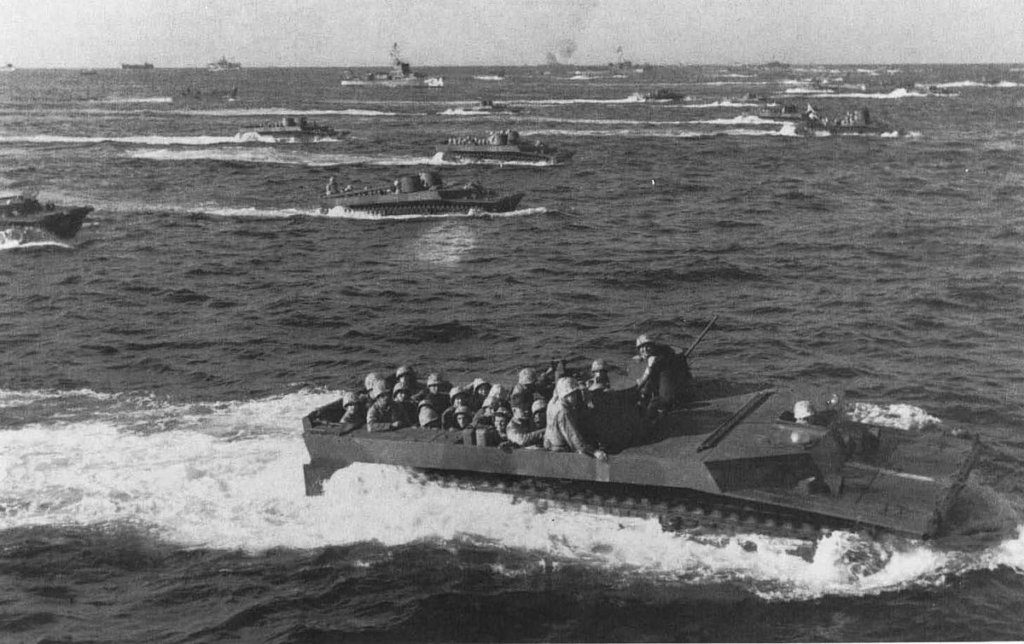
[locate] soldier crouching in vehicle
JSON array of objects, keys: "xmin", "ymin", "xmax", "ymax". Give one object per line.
[
  {"xmin": 337, "ymin": 391, "xmax": 365, "ymax": 433},
  {"xmin": 586, "ymin": 359, "xmax": 611, "ymax": 392},
  {"xmin": 544, "ymin": 376, "xmax": 607, "ymax": 460},
  {"xmin": 492, "ymin": 401, "xmax": 513, "ymax": 441},
  {"xmin": 418, "ymin": 397, "xmax": 442, "ymax": 429},
  {"xmin": 507, "ymin": 404, "xmax": 544, "ymax": 447},
  {"xmin": 530, "ymin": 398, "xmax": 547, "ymax": 431},
  {"xmin": 635, "ymin": 333, "xmax": 693, "ymax": 421},
  {"xmin": 366, "ymin": 381, "xmax": 412, "ymax": 432}
]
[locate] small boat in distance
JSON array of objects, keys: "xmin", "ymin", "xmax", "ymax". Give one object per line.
[
  {"xmin": 608, "ymin": 46, "xmax": 645, "ymax": 74},
  {"xmin": 473, "ymin": 70, "xmax": 506, "ymax": 81},
  {"xmin": 238, "ymin": 116, "xmax": 344, "ymax": 142},
  {"xmin": 173, "ymin": 85, "xmax": 238, "ymax": 104},
  {"xmin": 2, "ymin": 63, "xmax": 16, "ymax": 72},
  {"xmin": 0, "ymin": 193, "xmax": 93, "ymax": 239},
  {"xmin": 339, "ymin": 43, "xmax": 443, "ymax": 88},
  {"xmin": 442, "ymin": 99, "xmax": 521, "ymax": 115},
  {"xmin": 626, "ymin": 89, "xmax": 688, "ymax": 102},
  {"xmin": 208, "ymin": 57, "xmax": 241, "ymax": 72},
  {"xmin": 436, "ymin": 130, "xmax": 573, "ymax": 165},
  {"xmin": 571, "ymin": 47, "xmax": 647, "ymax": 80},
  {"xmin": 755, "ymin": 101, "xmax": 803, "ymax": 120},
  {"xmin": 121, "ymin": 62, "xmax": 154, "ymax": 70},
  {"xmin": 320, "ymin": 171, "xmax": 523, "ymax": 216}
]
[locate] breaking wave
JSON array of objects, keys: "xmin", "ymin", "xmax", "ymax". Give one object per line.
[
  {"xmin": 783, "ymin": 88, "xmax": 930, "ymax": 99},
  {"xmin": 190, "ymin": 206, "xmax": 323, "ymax": 219},
  {"xmin": 164, "ymin": 107, "xmax": 400, "ymax": 117},
  {"xmin": 428, "ymin": 152, "xmax": 561, "ymax": 167},
  {"xmin": 127, "ymin": 148, "xmax": 435, "ymax": 166},
  {"xmin": 102, "ymin": 96, "xmax": 174, "ymax": 104},
  {"xmin": 519, "ymin": 127, "xmax": 792, "ymax": 139},
  {"xmin": 0, "ymin": 133, "xmax": 268, "ymax": 146},
  {"xmin": 319, "ymin": 206, "xmax": 550, "ymax": 220},
  {"xmin": 932, "ymin": 80, "xmax": 1019, "ymax": 88},
  {"xmin": 0, "ymin": 227, "xmax": 76, "ymax": 251},
  {"xmin": 166, "ymin": 205, "xmax": 551, "ymax": 220}
]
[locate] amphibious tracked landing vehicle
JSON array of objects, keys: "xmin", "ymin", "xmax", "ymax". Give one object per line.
[
  {"xmin": 0, "ymin": 193, "xmax": 93, "ymax": 239},
  {"xmin": 302, "ymin": 380, "xmax": 978, "ymax": 541},
  {"xmin": 797, "ymin": 106, "xmax": 897, "ymax": 136},
  {"xmin": 320, "ymin": 172, "xmax": 524, "ymax": 216},
  {"xmin": 239, "ymin": 116, "xmax": 343, "ymax": 142},
  {"xmin": 436, "ymin": 130, "xmax": 573, "ymax": 165}
]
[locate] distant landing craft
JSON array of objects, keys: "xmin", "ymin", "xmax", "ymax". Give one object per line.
[
  {"xmin": 208, "ymin": 57, "xmax": 241, "ymax": 72},
  {"xmin": 0, "ymin": 193, "xmax": 93, "ymax": 239}
]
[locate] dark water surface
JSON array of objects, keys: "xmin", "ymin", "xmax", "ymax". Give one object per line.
[{"xmin": 1, "ymin": 64, "xmax": 1023, "ymax": 642}]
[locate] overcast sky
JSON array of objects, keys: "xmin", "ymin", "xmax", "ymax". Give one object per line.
[{"xmin": 3, "ymin": 0, "xmax": 1022, "ymax": 67}]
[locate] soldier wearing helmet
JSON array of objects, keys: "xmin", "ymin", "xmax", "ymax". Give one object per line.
[
  {"xmin": 468, "ymin": 378, "xmax": 491, "ymax": 412},
  {"xmin": 395, "ymin": 365, "xmax": 426, "ymax": 402},
  {"xmin": 543, "ymin": 376, "xmax": 606, "ymax": 459},
  {"xmin": 587, "ymin": 358, "xmax": 611, "ymax": 392},
  {"xmin": 530, "ymin": 398, "xmax": 548, "ymax": 431},
  {"xmin": 635, "ymin": 333, "xmax": 693, "ymax": 419},
  {"xmin": 441, "ymin": 386, "xmax": 472, "ymax": 431},
  {"xmin": 510, "ymin": 367, "xmax": 539, "ymax": 416},
  {"xmin": 507, "ymin": 403, "xmax": 544, "ymax": 447},
  {"xmin": 336, "ymin": 390, "xmax": 366, "ymax": 433},
  {"xmin": 391, "ymin": 382, "xmax": 417, "ymax": 427},
  {"xmin": 417, "ymin": 398, "xmax": 441, "ymax": 430},
  {"xmin": 424, "ymin": 372, "xmax": 451, "ymax": 411},
  {"xmin": 360, "ymin": 371, "xmax": 387, "ymax": 407},
  {"xmin": 510, "ymin": 364, "xmax": 558, "ymax": 416},
  {"xmin": 366, "ymin": 380, "xmax": 409, "ymax": 432},
  {"xmin": 472, "ymin": 384, "xmax": 507, "ymax": 429},
  {"xmin": 452, "ymin": 405, "xmax": 475, "ymax": 431},
  {"xmin": 492, "ymin": 401, "xmax": 513, "ymax": 440}
]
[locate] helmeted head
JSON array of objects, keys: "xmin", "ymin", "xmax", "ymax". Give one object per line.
[
  {"xmin": 341, "ymin": 391, "xmax": 360, "ymax": 408},
  {"xmin": 393, "ymin": 382, "xmax": 410, "ymax": 398},
  {"xmin": 450, "ymin": 386, "xmax": 469, "ymax": 404},
  {"xmin": 483, "ymin": 384, "xmax": 507, "ymax": 409},
  {"xmin": 471, "ymin": 378, "xmax": 491, "ymax": 397},
  {"xmin": 395, "ymin": 365, "xmax": 416, "ymax": 381},
  {"xmin": 494, "ymin": 403, "xmax": 512, "ymax": 428},
  {"xmin": 518, "ymin": 367, "xmax": 537, "ymax": 386},
  {"xmin": 531, "ymin": 399, "xmax": 547, "ymax": 415},
  {"xmin": 364, "ymin": 371, "xmax": 384, "ymax": 392},
  {"xmin": 554, "ymin": 376, "xmax": 581, "ymax": 401},
  {"xmin": 635, "ymin": 334, "xmax": 656, "ymax": 351},
  {"xmin": 493, "ymin": 402, "xmax": 513, "ymax": 419},
  {"xmin": 418, "ymin": 399, "xmax": 440, "ymax": 427},
  {"xmin": 454, "ymin": 405, "xmax": 473, "ymax": 427},
  {"xmin": 370, "ymin": 381, "xmax": 390, "ymax": 400},
  {"xmin": 426, "ymin": 372, "xmax": 443, "ymax": 387},
  {"xmin": 590, "ymin": 359, "xmax": 607, "ymax": 373}
]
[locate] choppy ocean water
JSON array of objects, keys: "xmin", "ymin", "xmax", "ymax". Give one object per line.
[{"xmin": 1, "ymin": 63, "xmax": 1023, "ymax": 642}]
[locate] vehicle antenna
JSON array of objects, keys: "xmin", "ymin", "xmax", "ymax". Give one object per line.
[{"xmin": 684, "ymin": 315, "xmax": 719, "ymax": 357}]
